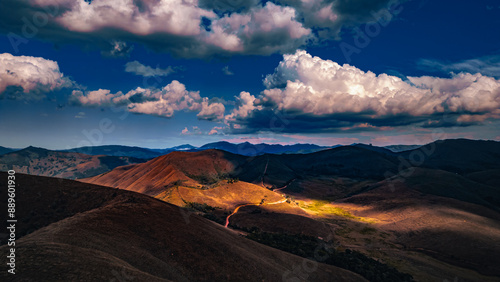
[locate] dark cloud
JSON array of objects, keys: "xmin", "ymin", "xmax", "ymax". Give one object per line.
[{"xmin": 418, "ymin": 54, "xmax": 500, "ymax": 79}]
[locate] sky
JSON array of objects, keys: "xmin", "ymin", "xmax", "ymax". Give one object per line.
[{"xmin": 0, "ymin": 0, "xmax": 499, "ymax": 150}]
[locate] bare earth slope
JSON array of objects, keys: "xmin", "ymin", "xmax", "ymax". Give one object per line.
[
  {"xmin": 85, "ymin": 149, "xmax": 246, "ymax": 195},
  {"xmin": 335, "ymin": 168, "xmax": 500, "ymax": 278},
  {"xmin": 0, "ymin": 172, "xmax": 365, "ymax": 282}
]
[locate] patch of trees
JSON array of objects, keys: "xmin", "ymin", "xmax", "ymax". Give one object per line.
[{"xmin": 246, "ymin": 230, "xmax": 413, "ymax": 282}]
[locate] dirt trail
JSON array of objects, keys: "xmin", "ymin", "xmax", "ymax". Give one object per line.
[
  {"xmin": 260, "ymin": 157, "xmax": 269, "ymax": 187},
  {"xmin": 225, "ymin": 199, "xmax": 287, "ymax": 228},
  {"xmin": 274, "ymin": 179, "xmax": 296, "ymax": 192}
]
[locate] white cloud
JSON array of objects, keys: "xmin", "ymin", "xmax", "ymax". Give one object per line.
[
  {"xmin": 21, "ymin": 0, "xmax": 311, "ymax": 58},
  {"xmin": 197, "ymin": 98, "xmax": 226, "ymax": 121},
  {"xmin": 228, "ymin": 50, "xmax": 500, "ymax": 132},
  {"xmin": 71, "ymin": 88, "xmax": 125, "ymax": 106},
  {"xmin": 71, "ymin": 80, "xmax": 227, "ymax": 119},
  {"xmin": 46, "ymin": 0, "xmax": 214, "ymax": 36},
  {"xmin": 180, "ymin": 126, "xmax": 202, "ymax": 135},
  {"xmin": 101, "ymin": 40, "xmax": 134, "ymax": 57},
  {"xmin": 208, "ymin": 126, "xmax": 225, "ymax": 135},
  {"xmin": 225, "ymin": 91, "xmax": 262, "ymax": 122},
  {"xmin": 206, "ymin": 2, "xmax": 311, "ymax": 54},
  {"xmin": 222, "ymin": 66, "xmax": 234, "ymax": 76},
  {"xmin": 125, "ymin": 61, "xmax": 175, "ymax": 77},
  {"xmin": 0, "ymin": 53, "xmax": 68, "ymax": 98}
]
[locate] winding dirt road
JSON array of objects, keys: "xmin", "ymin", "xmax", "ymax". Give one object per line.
[
  {"xmin": 225, "ymin": 199, "xmax": 287, "ymax": 228},
  {"xmin": 274, "ymin": 179, "xmax": 296, "ymax": 192}
]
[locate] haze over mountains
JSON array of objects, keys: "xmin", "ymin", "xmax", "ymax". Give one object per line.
[{"xmin": 1, "ymin": 139, "xmax": 500, "ymax": 281}]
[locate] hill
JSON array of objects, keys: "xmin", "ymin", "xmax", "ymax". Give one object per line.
[
  {"xmin": 384, "ymin": 144, "xmax": 421, "ymax": 152},
  {"xmin": 0, "ymin": 172, "xmax": 365, "ymax": 282},
  {"xmin": 399, "ymin": 139, "xmax": 500, "ymax": 174},
  {"xmin": 75, "ymin": 139, "xmax": 500, "ymax": 280},
  {"xmin": 84, "ymin": 149, "xmax": 247, "ymax": 195},
  {"xmin": 0, "ymin": 146, "xmax": 16, "ymax": 155},
  {"xmin": 333, "ymin": 167, "xmax": 500, "ymax": 278},
  {"xmin": 0, "ymin": 146, "xmax": 145, "ymax": 179}
]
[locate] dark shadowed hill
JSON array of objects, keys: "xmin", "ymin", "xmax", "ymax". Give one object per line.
[
  {"xmin": 337, "ymin": 167, "xmax": 500, "ymax": 277},
  {"xmin": 0, "ymin": 146, "xmax": 145, "ymax": 179},
  {"xmin": 0, "ymin": 146, "xmax": 15, "ymax": 155},
  {"xmin": 0, "ymin": 172, "xmax": 366, "ymax": 282},
  {"xmin": 85, "ymin": 146, "xmax": 401, "ymax": 194},
  {"xmin": 399, "ymin": 139, "xmax": 500, "ymax": 174}
]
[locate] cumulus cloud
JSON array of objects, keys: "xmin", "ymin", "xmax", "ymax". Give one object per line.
[
  {"xmin": 205, "ymin": 2, "xmax": 311, "ymax": 54},
  {"xmin": 1, "ymin": 0, "xmax": 311, "ymax": 58},
  {"xmin": 70, "ymin": 80, "xmax": 226, "ymax": 119},
  {"xmin": 276, "ymin": 0, "xmax": 405, "ymax": 38},
  {"xmin": 208, "ymin": 126, "xmax": 225, "ymax": 135},
  {"xmin": 125, "ymin": 61, "xmax": 175, "ymax": 77},
  {"xmin": 226, "ymin": 50, "xmax": 500, "ymax": 133},
  {"xmin": 0, "ymin": 53, "xmax": 69, "ymax": 99},
  {"xmin": 0, "ymin": 0, "xmax": 407, "ymax": 58},
  {"xmin": 101, "ymin": 40, "xmax": 134, "ymax": 58},
  {"xmin": 197, "ymin": 98, "xmax": 226, "ymax": 121},
  {"xmin": 181, "ymin": 126, "xmax": 202, "ymax": 135}
]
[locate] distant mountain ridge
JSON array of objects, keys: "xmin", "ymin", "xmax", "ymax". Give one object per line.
[
  {"xmin": 198, "ymin": 141, "xmax": 332, "ymax": 156},
  {"xmin": 0, "ymin": 146, "xmax": 16, "ymax": 155},
  {"xmin": 62, "ymin": 145, "xmax": 160, "ymax": 159},
  {"xmin": 60, "ymin": 141, "xmax": 332, "ymax": 158},
  {"xmin": 0, "ymin": 146, "xmax": 145, "ymax": 179}
]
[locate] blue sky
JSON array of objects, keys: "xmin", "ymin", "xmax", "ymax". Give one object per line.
[{"xmin": 0, "ymin": 0, "xmax": 499, "ymax": 149}]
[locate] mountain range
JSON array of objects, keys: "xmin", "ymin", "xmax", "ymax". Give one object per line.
[
  {"xmin": 1, "ymin": 139, "xmax": 499, "ymax": 281},
  {"xmin": 0, "ymin": 146, "xmax": 145, "ymax": 179}
]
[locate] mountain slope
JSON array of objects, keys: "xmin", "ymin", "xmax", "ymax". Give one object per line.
[
  {"xmin": 0, "ymin": 146, "xmax": 145, "ymax": 179},
  {"xmin": 334, "ymin": 167, "xmax": 500, "ymax": 277},
  {"xmin": 84, "ymin": 149, "xmax": 247, "ymax": 195},
  {"xmin": 0, "ymin": 172, "xmax": 366, "ymax": 282},
  {"xmin": 399, "ymin": 139, "xmax": 500, "ymax": 174},
  {"xmin": 0, "ymin": 146, "xmax": 15, "ymax": 155}
]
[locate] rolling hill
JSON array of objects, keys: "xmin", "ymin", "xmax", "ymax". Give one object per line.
[
  {"xmin": 82, "ymin": 139, "xmax": 500, "ymax": 281},
  {"xmin": 0, "ymin": 146, "xmax": 145, "ymax": 179},
  {"xmin": 0, "ymin": 172, "xmax": 366, "ymax": 282},
  {"xmin": 399, "ymin": 139, "xmax": 500, "ymax": 174}
]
